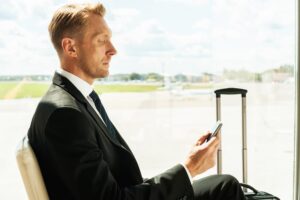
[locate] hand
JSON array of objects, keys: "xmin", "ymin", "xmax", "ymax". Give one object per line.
[{"xmin": 184, "ymin": 132, "xmax": 220, "ymax": 177}]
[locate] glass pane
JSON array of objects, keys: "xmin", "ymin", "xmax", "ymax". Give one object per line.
[
  {"xmin": 0, "ymin": 0, "xmax": 295, "ymax": 199},
  {"xmin": 103, "ymin": 1, "xmax": 295, "ymax": 199}
]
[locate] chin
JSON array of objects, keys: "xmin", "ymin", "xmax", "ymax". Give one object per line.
[{"xmin": 98, "ymin": 71, "xmax": 109, "ymax": 78}]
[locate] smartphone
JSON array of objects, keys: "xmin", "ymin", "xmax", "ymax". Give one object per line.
[{"xmin": 206, "ymin": 121, "xmax": 223, "ymax": 142}]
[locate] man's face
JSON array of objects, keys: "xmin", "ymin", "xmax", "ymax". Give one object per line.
[{"xmin": 76, "ymin": 14, "xmax": 116, "ymax": 81}]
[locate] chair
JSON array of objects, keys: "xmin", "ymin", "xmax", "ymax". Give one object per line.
[{"xmin": 15, "ymin": 136, "xmax": 49, "ymax": 200}]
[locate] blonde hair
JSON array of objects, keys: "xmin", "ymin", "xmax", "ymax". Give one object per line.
[{"xmin": 48, "ymin": 3, "xmax": 106, "ymax": 53}]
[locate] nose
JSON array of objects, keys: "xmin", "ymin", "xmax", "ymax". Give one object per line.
[{"xmin": 107, "ymin": 41, "xmax": 117, "ymax": 56}]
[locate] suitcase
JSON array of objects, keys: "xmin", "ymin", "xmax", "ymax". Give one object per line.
[{"xmin": 214, "ymin": 88, "xmax": 280, "ymax": 200}]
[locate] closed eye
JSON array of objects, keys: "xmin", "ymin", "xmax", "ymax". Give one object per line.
[{"xmin": 98, "ymin": 39, "xmax": 108, "ymax": 43}]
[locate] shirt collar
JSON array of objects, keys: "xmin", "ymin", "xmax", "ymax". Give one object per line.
[{"xmin": 58, "ymin": 69, "xmax": 93, "ymax": 98}]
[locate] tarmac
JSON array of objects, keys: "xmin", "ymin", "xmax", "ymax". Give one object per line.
[{"xmin": 0, "ymin": 82, "xmax": 294, "ymax": 199}]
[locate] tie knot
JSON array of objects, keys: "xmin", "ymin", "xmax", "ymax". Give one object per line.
[{"xmin": 89, "ymin": 90, "xmax": 99, "ymax": 102}]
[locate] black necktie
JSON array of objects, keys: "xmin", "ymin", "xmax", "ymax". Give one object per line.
[{"xmin": 89, "ymin": 91, "xmax": 118, "ymax": 142}]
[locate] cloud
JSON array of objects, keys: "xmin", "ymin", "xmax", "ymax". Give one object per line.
[
  {"xmin": 109, "ymin": 0, "xmax": 294, "ymax": 74},
  {"xmin": 210, "ymin": 0, "xmax": 295, "ymax": 71},
  {"xmin": 113, "ymin": 18, "xmax": 212, "ymax": 60},
  {"xmin": 155, "ymin": 0, "xmax": 210, "ymax": 6},
  {"xmin": 0, "ymin": 0, "xmax": 295, "ymax": 75},
  {"xmin": 0, "ymin": 1, "xmax": 18, "ymax": 20},
  {"xmin": 114, "ymin": 20, "xmax": 171, "ymax": 55},
  {"xmin": 0, "ymin": 19, "xmax": 57, "ymax": 75},
  {"xmin": 109, "ymin": 16, "xmax": 214, "ymax": 75},
  {"xmin": 106, "ymin": 8, "xmax": 140, "ymax": 33},
  {"xmin": 193, "ymin": 18, "xmax": 211, "ymax": 31},
  {"xmin": 111, "ymin": 8, "xmax": 140, "ymax": 17}
]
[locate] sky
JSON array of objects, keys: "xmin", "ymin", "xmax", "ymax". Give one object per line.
[{"xmin": 0, "ymin": 0, "xmax": 296, "ymax": 76}]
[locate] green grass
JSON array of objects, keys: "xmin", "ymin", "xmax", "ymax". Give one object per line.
[
  {"xmin": 0, "ymin": 82, "xmax": 18, "ymax": 98},
  {"xmin": 0, "ymin": 82, "xmax": 216, "ymax": 99},
  {"xmin": 15, "ymin": 83, "xmax": 50, "ymax": 99},
  {"xmin": 0, "ymin": 82, "xmax": 161, "ymax": 99},
  {"xmin": 94, "ymin": 84, "xmax": 160, "ymax": 93}
]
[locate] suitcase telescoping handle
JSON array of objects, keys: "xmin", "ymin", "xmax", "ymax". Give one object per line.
[
  {"xmin": 214, "ymin": 88, "xmax": 248, "ymax": 185},
  {"xmin": 215, "ymin": 88, "xmax": 248, "ymax": 97}
]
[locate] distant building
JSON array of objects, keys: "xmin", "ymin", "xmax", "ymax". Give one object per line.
[{"xmin": 261, "ymin": 71, "xmax": 291, "ymax": 83}]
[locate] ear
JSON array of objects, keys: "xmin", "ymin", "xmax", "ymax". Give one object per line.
[{"xmin": 61, "ymin": 37, "xmax": 78, "ymax": 58}]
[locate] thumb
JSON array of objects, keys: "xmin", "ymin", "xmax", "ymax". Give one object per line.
[{"xmin": 206, "ymin": 136, "xmax": 219, "ymax": 149}]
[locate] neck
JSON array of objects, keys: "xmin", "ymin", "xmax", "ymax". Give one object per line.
[{"xmin": 60, "ymin": 66, "xmax": 94, "ymax": 85}]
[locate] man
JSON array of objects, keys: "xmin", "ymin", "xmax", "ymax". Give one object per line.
[{"xmin": 28, "ymin": 3, "xmax": 246, "ymax": 200}]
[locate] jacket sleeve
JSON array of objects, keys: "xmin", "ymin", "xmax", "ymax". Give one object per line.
[{"xmin": 44, "ymin": 107, "xmax": 194, "ymax": 200}]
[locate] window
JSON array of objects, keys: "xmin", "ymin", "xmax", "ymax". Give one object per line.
[{"xmin": 0, "ymin": 0, "xmax": 295, "ymax": 199}]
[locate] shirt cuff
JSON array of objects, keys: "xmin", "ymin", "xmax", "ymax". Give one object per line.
[{"xmin": 180, "ymin": 163, "xmax": 193, "ymax": 184}]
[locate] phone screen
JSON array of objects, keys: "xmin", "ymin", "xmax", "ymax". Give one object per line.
[{"xmin": 206, "ymin": 121, "xmax": 222, "ymax": 142}]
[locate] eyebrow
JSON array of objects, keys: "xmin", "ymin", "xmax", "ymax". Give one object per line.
[{"xmin": 92, "ymin": 29, "xmax": 112, "ymax": 39}]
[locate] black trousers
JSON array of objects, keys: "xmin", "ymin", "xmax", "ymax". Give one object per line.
[{"xmin": 193, "ymin": 174, "xmax": 246, "ymax": 200}]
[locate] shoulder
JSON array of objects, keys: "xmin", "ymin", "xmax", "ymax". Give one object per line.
[
  {"xmin": 42, "ymin": 84, "xmax": 81, "ymax": 110},
  {"xmin": 31, "ymin": 84, "xmax": 87, "ymax": 129},
  {"xmin": 46, "ymin": 106, "xmax": 90, "ymax": 127}
]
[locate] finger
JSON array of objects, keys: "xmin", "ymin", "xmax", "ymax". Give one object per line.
[
  {"xmin": 215, "ymin": 130, "xmax": 221, "ymax": 139},
  {"xmin": 196, "ymin": 132, "xmax": 211, "ymax": 145},
  {"xmin": 206, "ymin": 136, "xmax": 220, "ymax": 148},
  {"xmin": 196, "ymin": 132, "xmax": 210, "ymax": 143}
]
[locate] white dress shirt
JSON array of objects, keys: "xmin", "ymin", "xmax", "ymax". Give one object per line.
[
  {"xmin": 57, "ymin": 69, "xmax": 193, "ymax": 184},
  {"xmin": 58, "ymin": 69, "xmax": 106, "ymax": 126}
]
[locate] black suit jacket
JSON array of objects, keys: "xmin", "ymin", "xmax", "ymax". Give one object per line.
[{"xmin": 27, "ymin": 72, "xmax": 194, "ymax": 200}]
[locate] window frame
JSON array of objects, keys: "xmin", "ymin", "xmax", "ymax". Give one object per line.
[{"xmin": 293, "ymin": 0, "xmax": 300, "ymax": 199}]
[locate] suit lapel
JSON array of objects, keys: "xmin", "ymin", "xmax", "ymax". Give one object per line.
[
  {"xmin": 85, "ymin": 101, "xmax": 122, "ymax": 147},
  {"xmin": 52, "ymin": 72, "xmax": 130, "ymax": 150},
  {"xmin": 53, "ymin": 72, "xmax": 143, "ymax": 182}
]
